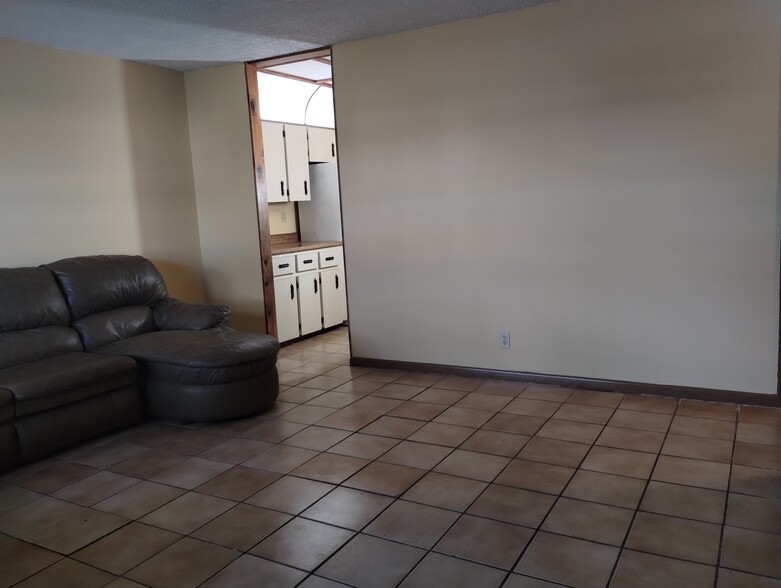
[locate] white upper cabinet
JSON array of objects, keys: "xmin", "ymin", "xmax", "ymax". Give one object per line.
[
  {"xmin": 261, "ymin": 122, "xmax": 311, "ymax": 203},
  {"xmin": 262, "ymin": 121, "xmax": 288, "ymax": 203},
  {"xmin": 308, "ymin": 127, "xmax": 337, "ymax": 163},
  {"xmin": 285, "ymin": 124, "xmax": 311, "ymax": 201}
]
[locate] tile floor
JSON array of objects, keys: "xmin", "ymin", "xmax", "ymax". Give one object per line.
[{"xmin": 1, "ymin": 326, "xmax": 781, "ymax": 587}]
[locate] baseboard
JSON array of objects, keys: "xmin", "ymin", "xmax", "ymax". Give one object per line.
[{"xmin": 350, "ymin": 356, "xmax": 779, "ymax": 407}]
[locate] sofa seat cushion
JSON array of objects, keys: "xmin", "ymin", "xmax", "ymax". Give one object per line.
[
  {"xmin": 0, "ymin": 390, "xmax": 13, "ymax": 424},
  {"xmin": 0, "ymin": 353, "xmax": 137, "ymax": 418},
  {"xmin": 96, "ymin": 327, "xmax": 279, "ymax": 386}
]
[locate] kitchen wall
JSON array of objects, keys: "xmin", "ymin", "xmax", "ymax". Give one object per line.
[
  {"xmin": 184, "ymin": 64, "xmax": 265, "ymax": 332},
  {"xmin": 269, "ymin": 202, "xmax": 298, "ymax": 235},
  {"xmin": 334, "ymin": 0, "xmax": 781, "ymax": 394},
  {"xmin": 0, "ymin": 37, "xmax": 205, "ymax": 301}
]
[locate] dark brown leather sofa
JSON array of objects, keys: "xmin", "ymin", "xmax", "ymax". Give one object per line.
[{"xmin": 0, "ymin": 255, "xmax": 279, "ymax": 471}]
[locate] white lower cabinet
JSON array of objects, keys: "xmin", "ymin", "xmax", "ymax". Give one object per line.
[{"xmin": 272, "ymin": 246, "xmax": 346, "ymax": 343}]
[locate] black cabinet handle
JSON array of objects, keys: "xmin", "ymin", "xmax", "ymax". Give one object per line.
[
  {"xmin": 303, "ymin": 259, "xmax": 313, "ymax": 265},
  {"xmin": 335, "ymin": 275, "xmax": 339, "ymax": 289},
  {"xmin": 331, "ymin": 143, "xmax": 335, "ymax": 157},
  {"xmin": 280, "ymin": 181, "xmax": 284, "ymax": 196},
  {"xmin": 304, "ymin": 180, "xmax": 308, "ymax": 195},
  {"xmin": 325, "ymin": 256, "xmax": 334, "ymax": 261},
  {"xmin": 290, "ymin": 284, "xmax": 294, "ymax": 299},
  {"xmin": 314, "ymin": 278, "xmax": 318, "ymax": 294},
  {"xmin": 278, "ymin": 263, "xmax": 289, "ymax": 269}
]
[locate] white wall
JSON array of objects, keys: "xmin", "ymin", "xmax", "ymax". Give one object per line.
[
  {"xmin": 185, "ymin": 64, "xmax": 265, "ymax": 332},
  {"xmin": 0, "ymin": 37, "xmax": 205, "ymax": 301},
  {"xmin": 334, "ymin": 0, "xmax": 781, "ymax": 394}
]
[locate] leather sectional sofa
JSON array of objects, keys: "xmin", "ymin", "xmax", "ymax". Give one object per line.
[{"xmin": 0, "ymin": 255, "xmax": 279, "ymax": 471}]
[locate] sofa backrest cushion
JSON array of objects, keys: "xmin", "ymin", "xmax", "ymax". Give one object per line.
[
  {"xmin": 0, "ymin": 267, "xmax": 83, "ymax": 369},
  {"xmin": 74, "ymin": 307, "xmax": 157, "ymax": 351}
]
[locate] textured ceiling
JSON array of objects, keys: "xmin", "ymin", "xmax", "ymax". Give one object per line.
[{"xmin": 0, "ymin": 0, "xmax": 553, "ymax": 70}]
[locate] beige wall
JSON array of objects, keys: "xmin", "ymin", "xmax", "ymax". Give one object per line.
[
  {"xmin": 185, "ymin": 64, "xmax": 265, "ymax": 332},
  {"xmin": 0, "ymin": 37, "xmax": 205, "ymax": 301},
  {"xmin": 269, "ymin": 202, "xmax": 298, "ymax": 235},
  {"xmin": 334, "ymin": 0, "xmax": 781, "ymax": 394}
]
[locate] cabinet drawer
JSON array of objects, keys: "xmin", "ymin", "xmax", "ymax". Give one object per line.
[
  {"xmin": 296, "ymin": 251, "xmax": 318, "ymax": 272},
  {"xmin": 319, "ymin": 247, "xmax": 343, "ymax": 269},
  {"xmin": 272, "ymin": 254, "xmax": 295, "ymax": 276}
]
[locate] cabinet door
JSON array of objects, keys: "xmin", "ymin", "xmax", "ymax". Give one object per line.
[
  {"xmin": 298, "ymin": 272, "xmax": 322, "ymax": 335},
  {"xmin": 285, "ymin": 124, "xmax": 311, "ymax": 201},
  {"xmin": 320, "ymin": 267, "xmax": 347, "ymax": 328},
  {"xmin": 262, "ymin": 122, "xmax": 288, "ymax": 203},
  {"xmin": 274, "ymin": 276, "xmax": 299, "ymax": 342},
  {"xmin": 308, "ymin": 127, "xmax": 337, "ymax": 163}
]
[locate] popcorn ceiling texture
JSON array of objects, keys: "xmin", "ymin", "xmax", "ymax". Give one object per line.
[{"xmin": 0, "ymin": 0, "xmax": 553, "ymax": 69}]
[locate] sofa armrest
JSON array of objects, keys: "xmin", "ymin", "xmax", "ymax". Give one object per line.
[{"xmin": 152, "ymin": 299, "xmax": 230, "ymax": 331}]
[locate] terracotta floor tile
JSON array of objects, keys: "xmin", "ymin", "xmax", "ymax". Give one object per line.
[
  {"xmin": 109, "ymin": 449, "xmax": 188, "ymax": 479},
  {"xmin": 468, "ymin": 484, "xmax": 555, "ymax": 527},
  {"xmin": 399, "ymin": 552, "xmax": 506, "ymax": 588},
  {"xmin": 726, "ymin": 493, "xmax": 781, "ymax": 535},
  {"xmin": 740, "ymin": 406, "xmax": 781, "ymax": 427},
  {"xmin": 678, "ymin": 400, "xmax": 738, "ymax": 422},
  {"xmin": 14, "ymin": 557, "xmax": 115, "ymax": 588},
  {"xmin": 356, "ymin": 369, "xmax": 408, "ymax": 383},
  {"xmin": 734, "ymin": 442, "xmax": 781, "ymax": 470},
  {"xmin": 456, "ymin": 392, "xmax": 513, "ymax": 411},
  {"xmin": 652, "ymin": 455, "xmax": 731, "ymax": 490},
  {"xmin": 14, "ymin": 461, "xmax": 98, "ymax": 494},
  {"xmin": 125, "ymin": 537, "xmax": 239, "ymax": 588},
  {"xmin": 394, "ymin": 372, "xmax": 445, "ymax": 387},
  {"xmin": 434, "ymin": 406, "xmax": 495, "ymax": 428},
  {"xmin": 327, "ymin": 433, "xmax": 399, "ymax": 460},
  {"xmin": 241, "ymin": 444, "xmax": 319, "ymax": 474},
  {"xmin": 607, "ymin": 409, "xmax": 672, "ymax": 432},
  {"xmin": 92, "ymin": 481, "xmax": 185, "ymax": 520},
  {"xmin": 344, "ymin": 462, "xmax": 425, "ymax": 496},
  {"xmin": 122, "ymin": 424, "xmax": 185, "ymax": 448},
  {"xmin": 51, "ymin": 471, "xmax": 139, "ymax": 506},
  {"xmin": 518, "ymin": 437, "xmax": 590, "ymax": 468},
  {"xmin": 536, "ymin": 419, "xmax": 603, "ymax": 444},
  {"xmin": 290, "ymin": 452, "xmax": 369, "ymax": 484},
  {"xmin": 563, "ymin": 470, "xmax": 646, "ymax": 508},
  {"xmin": 25, "ymin": 507, "xmax": 127, "ymax": 554},
  {"xmin": 297, "ymin": 375, "xmax": 351, "ymax": 390},
  {"xmin": 388, "ymin": 401, "xmax": 448, "ymax": 421},
  {"xmin": 595, "ymin": 426, "xmax": 665, "ymax": 453},
  {"xmin": 731, "ymin": 465, "xmax": 781, "ymax": 499},
  {"xmin": 432, "ymin": 375, "xmax": 484, "ymax": 392},
  {"xmin": 159, "ymin": 430, "xmax": 227, "ymax": 456},
  {"xmin": 360, "ymin": 416, "xmax": 425, "ymax": 439},
  {"xmin": 195, "ymin": 465, "xmax": 280, "ymax": 501},
  {"xmin": 0, "ymin": 539, "xmax": 62, "ymax": 588},
  {"xmin": 149, "ymin": 457, "xmax": 231, "ymax": 489},
  {"xmin": 139, "ymin": 492, "xmax": 234, "ymax": 535},
  {"xmin": 73, "ymin": 521, "xmax": 180, "ymax": 575},
  {"xmin": 315, "ymin": 408, "xmax": 380, "ymax": 431},
  {"xmin": 482, "ymin": 413, "xmax": 546, "ymax": 436},
  {"xmin": 519, "ymin": 384, "xmax": 573, "ymax": 402},
  {"xmin": 371, "ymin": 383, "xmax": 426, "ymax": 400},
  {"xmin": 191, "ymin": 503, "xmax": 291, "ymax": 551},
  {"xmin": 198, "ymin": 438, "xmax": 272, "ymax": 463},
  {"xmin": 199, "ymin": 554, "xmax": 306, "ymax": 588},
  {"xmin": 515, "ymin": 532, "xmax": 618, "ymax": 588},
  {"xmin": 332, "ymin": 379, "xmax": 386, "ymax": 396},
  {"xmin": 240, "ymin": 420, "xmax": 308, "ymax": 443},
  {"xmin": 402, "ymin": 472, "xmax": 487, "ymax": 511},
  {"xmin": 280, "ymin": 426, "xmax": 351, "ymax": 451},
  {"xmin": 581, "ymin": 446, "xmax": 656, "ymax": 479},
  {"xmin": 317, "ymin": 533, "xmax": 425, "ymax": 588},
  {"xmin": 626, "ymin": 511, "xmax": 721, "ymax": 564},
  {"xmin": 435, "ymin": 514, "xmax": 533, "ymax": 569},
  {"xmin": 279, "ymin": 372, "xmax": 315, "ymax": 386},
  {"xmin": 365, "ymin": 500, "xmax": 459, "ymax": 548},
  {"xmin": 502, "ymin": 398, "xmax": 560, "ymax": 418},
  {"xmin": 378, "ymin": 440, "xmax": 453, "ymax": 470},
  {"xmin": 277, "ymin": 404, "xmax": 338, "ymax": 425},
  {"xmin": 640, "ymin": 481, "xmax": 726, "ymax": 523},
  {"xmin": 503, "ymin": 575, "xmax": 565, "ymax": 587},
  {"xmin": 472, "ymin": 380, "xmax": 526, "ymax": 397},
  {"xmin": 245, "ymin": 476, "xmax": 334, "ymax": 514},
  {"xmin": 567, "ymin": 389, "xmax": 623, "ymax": 408},
  {"xmin": 736, "ymin": 422, "xmax": 781, "ymax": 447},
  {"xmin": 349, "ymin": 396, "xmax": 404, "ymax": 415},
  {"xmin": 0, "ymin": 485, "xmax": 41, "ymax": 516},
  {"xmin": 542, "ymin": 497, "xmax": 633, "ymax": 545},
  {"xmin": 662, "ymin": 433, "xmax": 733, "ymax": 463},
  {"xmin": 407, "ymin": 422, "xmax": 476, "ymax": 447},
  {"xmin": 717, "ymin": 569, "xmax": 781, "ymax": 588},
  {"xmin": 411, "ymin": 388, "xmax": 469, "ymax": 406},
  {"xmin": 619, "ymin": 394, "xmax": 678, "ymax": 414},
  {"xmin": 433, "ymin": 449, "xmax": 510, "ymax": 482},
  {"xmin": 302, "ymin": 487, "xmax": 393, "ymax": 530},
  {"xmin": 251, "ymin": 517, "xmax": 354, "ymax": 571},
  {"xmin": 68, "ymin": 441, "xmax": 150, "ymax": 469},
  {"xmin": 495, "ymin": 459, "xmax": 574, "ymax": 495},
  {"xmin": 0, "ymin": 496, "xmax": 83, "ymax": 538},
  {"xmin": 277, "ymin": 386, "xmax": 329, "ymax": 404},
  {"xmin": 460, "ymin": 430, "xmax": 529, "ymax": 457},
  {"xmin": 670, "ymin": 415, "xmax": 735, "ymax": 441},
  {"xmin": 552, "ymin": 403, "xmax": 613, "ymax": 425},
  {"xmin": 611, "ymin": 550, "xmax": 715, "ymax": 588},
  {"xmin": 291, "ymin": 361, "xmax": 338, "ymax": 376},
  {"xmin": 306, "ymin": 391, "xmax": 360, "ymax": 409}
]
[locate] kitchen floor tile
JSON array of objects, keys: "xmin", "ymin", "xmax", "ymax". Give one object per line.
[
  {"xmin": 402, "ymin": 472, "xmax": 487, "ymax": 512},
  {"xmin": 378, "ymin": 440, "xmax": 453, "ymax": 470},
  {"xmin": 495, "ymin": 459, "xmax": 575, "ymax": 495},
  {"xmin": 567, "ymin": 389, "xmax": 623, "ymax": 408},
  {"xmin": 607, "ymin": 409, "xmax": 672, "ymax": 432},
  {"xmin": 251, "ymin": 517, "xmax": 354, "ymax": 571},
  {"xmin": 518, "ymin": 384, "xmax": 572, "ymax": 402},
  {"xmin": 343, "ymin": 462, "xmax": 425, "ymax": 496},
  {"xmin": 536, "ymin": 419, "xmax": 603, "ymax": 444},
  {"xmin": 468, "ymin": 484, "xmax": 555, "ymax": 527},
  {"xmin": 455, "ymin": 392, "xmax": 513, "ymax": 411},
  {"xmin": 149, "ymin": 457, "xmax": 231, "ymax": 489},
  {"xmin": 139, "ymin": 492, "xmax": 234, "ymax": 535},
  {"xmin": 726, "ymin": 493, "xmax": 781, "ymax": 534},
  {"xmin": 365, "ymin": 500, "xmax": 459, "ymax": 548},
  {"xmin": 360, "ymin": 416, "xmax": 425, "ymax": 439},
  {"xmin": 198, "ymin": 438, "xmax": 272, "ymax": 463},
  {"xmin": 542, "ymin": 497, "xmax": 633, "ymax": 545},
  {"xmin": 595, "ymin": 426, "xmax": 665, "ymax": 453},
  {"xmin": 640, "ymin": 481, "xmax": 726, "ymax": 523},
  {"xmin": 241, "ymin": 444, "xmax": 319, "ymax": 474},
  {"xmin": 581, "ymin": 446, "xmax": 656, "ymax": 479},
  {"xmin": 618, "ymin": 395, "xmax": 679, "ymax": 414},
  {"xmin": 23, "ymin": 508, "xmax": 127, "ymax": 554},
  {"xmin": 14, "ymin": 557, "xmax": 115, "ymax": 588},
  {"xmin": 435, "ymin": 514, "xmax": 533, "ymax": 569},
  {"xmin": 459, "ymin": 430, "xmax": 529, "ymax": 457},
  {"xmin": 371, "ymin": 383, "xmax": 426, "ymax": 400},
  {"xmin": 194, "ymin": 465, "xmax": 280, "ymax": 501},
  {"xmin": 652, "ymin": 455, "xmax": 731, "ymax": 490},
  {"xmin": 563, "ymin": 470, "xmax": 646, "ymax": 508},
  {"xmin": 662, "ymin": 433, "xmax": 733, "ymax": 463},
  {"xmin": 290, "ymin": 452, "xmax": 370, "ymax": 484},
  {"xmin": 407, "ymin": 422, "xmax": 476, "ymax": 447},
  {"xmin": 387, "ymin": 401, "xmax": 448, "ymax": 421},
  {"xmin": 482, "ymin": 413, "xmax": 547, "ymax": 436},
  {"xmin": 434, "ymin": 407, "xmax": 494, "ymax": 428},
  {"xmin": 517, "ymin": 437, "xmax": 590, "ymax": 468},
  {"xmin": 0, "ymin": 539, "xmax": 62, "ymax": 588},
  {"xmin": 302, "ymin": 487, "xmax": 393, "ymax": 530},
  {"xmin": 199, "ymin": 554, "xmax": 306, "ymax": 588},
  {"xmin": 327, "ymin": 433, "xmax": 399, "ymax": 460},
  {"xmin": 721, "ymin": 526, "xmax": 781, "ymax": 578},
  {"xmin": 191, "ymin": 503, "xmax": 291, "ymax": 551},
  {"xmin": 245, "ymin": 476, "xmax": 334, "ymax": 514},
  {"xmin": 399, "ymin": 552, "xmax": 506, "ymax": 588},
  {"xmin": 626, "ymin": 511, "xmax": 722, "ymax": 565},
  {"xmin": 611, "ymin": 550, "xmax": 715, "ymax": 588},
  {"xmin": 552, "ymin": 403, "xmax": 613, "ymax": 425},
  {"xmin": 502, "ymin": 398, "xmax": 560, "ymax": 418},
  {"xmin": 92, "ymin": 481, "xmax": 185, "ymax": 520},
  {"xmin": 433, "ymin": 449, "xmax": 510, "ymax": 482}
]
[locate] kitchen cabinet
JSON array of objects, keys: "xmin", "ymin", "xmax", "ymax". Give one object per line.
[
  {"xmin": 308, "ymin": 127, "xmax": 337, "ymax": 163},
  {"xmin": 262, "ymin": 121, "xmax": 311, "ymax": 203},
  {"xmin": 272, "ymin": 245, "xmax": 347, "ymax": 342}
]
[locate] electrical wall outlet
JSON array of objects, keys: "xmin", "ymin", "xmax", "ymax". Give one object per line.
[
  {"xmin": 500, "ymin": 330, "xmax": 511, "ymax": 349},
  {"xmin": 280, "ymin": 210, "xmax": 288, "ymax": 223}
]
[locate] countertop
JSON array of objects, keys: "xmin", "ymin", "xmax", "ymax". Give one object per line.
[{"xmin": 271, "ymin": 240, "xmax": 343, "ymax": 255}]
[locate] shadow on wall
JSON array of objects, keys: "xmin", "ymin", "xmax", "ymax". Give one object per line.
[{"xmin": 120, "ymin": 60, "xmax": 207, "ymax": 303}]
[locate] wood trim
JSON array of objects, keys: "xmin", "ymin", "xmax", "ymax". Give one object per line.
[
  {"xmin": 257, "ymin": 68, "xmax": 333, "ymax": 88},
  {"xmin": 270, "ymin": 232, "xmax": 299, "ymax": 245},
  {"xmin": 245, "ymin": 63, "xmax": 277, "ymax": 338},
  {"xmin": 350, "ymin": 356, "xmax": 780, "ymax": 407},
  {"xmin": 250, "ymin": 48, "xmax": 331, "ymax": 69}
]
